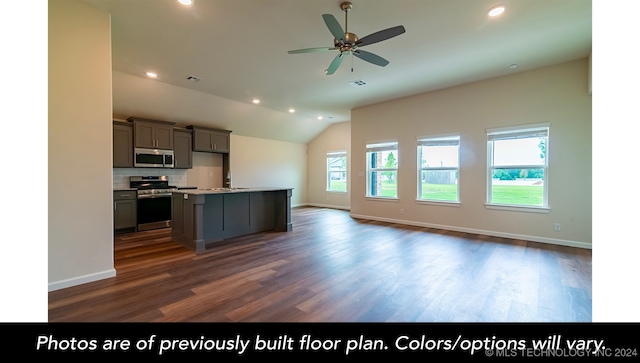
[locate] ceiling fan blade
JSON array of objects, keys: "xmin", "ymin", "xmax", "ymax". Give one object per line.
[
  {"xmin": 322, "ymin": 14, "xmax": 345, "ymax": 43},
  {"xmin": 326, "ymin": 53, "xmax": 345, "ymax": 75},
  {"xmin": 288, "ymin": 47, "xmax": 336, "ymax": 54},
  {"xmin": 355, "ymin": 25, "xmax": 406, "ymax": 47},
  {"xmin": 353, "ymin": 50, "xmax": 389, "ymax": 67}
]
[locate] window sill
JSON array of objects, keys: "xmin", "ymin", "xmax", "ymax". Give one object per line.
[
  {"xmin": 326, "ymin": 190, "xmax": 348, "ymax": 194},
  {"xmin": 365, "ymin": 196, "xmax": 398, "ymax": 202},
  {"xmin": 416, "ymin": 200, "xmax": 460, "ymax": 207},
  {"xmin": 485, "ymin": 203, "xmax": 550, "ymax": 214}
]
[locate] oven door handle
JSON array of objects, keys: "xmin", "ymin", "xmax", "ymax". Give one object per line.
[{"xmin": 137, "ymin": 193, "xmax": 173, "ymax": 199}]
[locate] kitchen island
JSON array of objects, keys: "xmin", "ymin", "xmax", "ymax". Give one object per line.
[{"xmin": 171, "ymin": 187, "xmax": 293, "ymax": 252}]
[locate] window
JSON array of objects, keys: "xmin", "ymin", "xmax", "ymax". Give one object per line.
[
  {"xmin": 326, "ymin": 151, "xmax": 347, "ymax": 192},
  {"xmin": 417, "ymin": 134, "xmax": 460, "ymax": 203},
  {"xmin": 366, "ymin": 141, "xmax": 398, "ymax": 198},
  {"xmin": 487, "ymin": 123, "xmax": 549, "ymax": 209}
]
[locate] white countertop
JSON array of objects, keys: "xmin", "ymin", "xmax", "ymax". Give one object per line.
[{"xmin": 173, "ymin": 187, "xmax": 293, "ymax": 195}]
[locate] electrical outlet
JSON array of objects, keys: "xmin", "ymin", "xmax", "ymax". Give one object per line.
[
  {"xmin": 554, "ymin": 223, "xmax": 561, "ymax": 232},
  {"xmin": 400, "ymin": 208, "xmax": 405, "ymax": 215}
]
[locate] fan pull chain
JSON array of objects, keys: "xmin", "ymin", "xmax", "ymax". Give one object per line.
[{"xmin": 351, "ymin": 52, "xmax": 354, "ymax": 72}]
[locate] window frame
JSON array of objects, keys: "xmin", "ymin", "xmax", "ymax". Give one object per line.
[
  {"xmin": 326, "ymin": 150, "xmax": 348, "ymax": 193},
  {"xmin": 486, "ymin": 123, "xmax": 550, "ymax": 213},
  {"xmin": 416, "ymin": 133, "xmax": 461, "ymax": 205},
  {"xmin": 365, "ymin": 141, "xmax": 399, "ymax": 200}
]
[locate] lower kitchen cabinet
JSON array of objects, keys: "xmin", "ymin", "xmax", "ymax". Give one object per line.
[{"xmin": 114, "ymin": 190, "xmax": 137, "ymax": 233}]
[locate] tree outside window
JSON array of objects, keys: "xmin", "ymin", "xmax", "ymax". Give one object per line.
[{"xmin": 366, "ymin": 142, "xmax": 398, "ymax": 198}]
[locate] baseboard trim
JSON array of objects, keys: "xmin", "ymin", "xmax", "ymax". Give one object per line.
[
  {"xmin": 48, "ymin": 268, "xmax": 117, "ymax": 292},
  {"xmin": 349, "ymin": 213, "xmax": 592, "ymax": 249},
  {"xmin": 305, "ymin": 203, "xmax": 351, "ymax": 211}
]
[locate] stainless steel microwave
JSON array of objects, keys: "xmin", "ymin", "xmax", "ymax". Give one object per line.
[{"xmin": 134, "ymin": 148, "xmax": 174, "ymax": 168}]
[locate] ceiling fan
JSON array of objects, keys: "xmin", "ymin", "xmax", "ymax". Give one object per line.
[{"xmin": 287, "ymin": 1, "xmax": 406, "ymax": 75}]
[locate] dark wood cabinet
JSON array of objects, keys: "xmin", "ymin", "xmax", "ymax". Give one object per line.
[
  {"xmin": 114, "ymin": 190, "xmax": 137, "ymax": 233},
  {"xmin": 128, "ymin": 117, "xmax": 175, "ymax": 150},
  {"xmin": 172, "ymin": 189, "xmax": 292, "ymax": 252},
  {"xmin": 113, "ymin": 121, "xmax": 133, "ymax": 168},
  {"xmin": 173, "ymin": 128, "xmax": 193, "ymax": 169},
  {"xmin": 188, "ymin": 125, "xmax": 231, "ymax": 153}
]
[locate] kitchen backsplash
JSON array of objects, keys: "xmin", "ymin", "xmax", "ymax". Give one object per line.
[{"xmin": 113, "ymin": 168, "xmax": 189, "ymax": 189}]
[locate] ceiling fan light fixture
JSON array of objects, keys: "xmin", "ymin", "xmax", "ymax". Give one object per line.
[
  {"xmin": 288, "ymin": 2, "xmax": 405, "ymax": 76},
  {"xmin": 488, "ymin": 5, "xmax": 506, "ymax": 17}
]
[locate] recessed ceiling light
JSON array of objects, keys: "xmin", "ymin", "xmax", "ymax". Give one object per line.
[
  {"xmin": 252, "ymin": 99, "xmax": 260, "ymax": 104},
  {"xmin": 289, "ymin": 108, "xmax": 295, "ymax": 113},
  {"xmin": 177, "ymin": 0, "xmax": 194, "ymax": 6},
  {"xmin": 508, "ymin": 63, "xmax": 518, "ymax": 69},
  {"xmin": 488, "ymin": 5, "xmax": 506, "ymax": 17},
  {"xmin": 317, "ymin": 116, "xmax": 323, "ymax": 120},
  {"xmin": 146, "ymin": 72, "xmax": 157, "ymax": 78}
]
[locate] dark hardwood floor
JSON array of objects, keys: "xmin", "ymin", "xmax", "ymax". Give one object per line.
[{"xmin": 48, "ymin": 207, "xmax": 592, "ymax": 322}]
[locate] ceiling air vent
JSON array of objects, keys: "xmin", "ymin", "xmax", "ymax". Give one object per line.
[
  {"xmin": 186, "ymin": 75, "xmax": 201, "ymax": 82},
  {"xmin": 349, "ymin": 80, "xmax": 367, "ymax": 87}
]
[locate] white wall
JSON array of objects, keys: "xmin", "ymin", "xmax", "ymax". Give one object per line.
[
  {"xmin": 49, "ymin": 0, "xmax": 115, "ymax": 291},
  {"xmin": 350, "ymin": 59, "xmax": 592, "ymax": 247},
  {"xmin": 230, "ymin": 135, "xmax": 307, "ymax": 207},
  {"xmin": 186, "ymin": 152, "xmax": 225, "ymax": 189},
  {"xmin": 307, "ymin": 121, "xmax": 351, "ymax": 209}
]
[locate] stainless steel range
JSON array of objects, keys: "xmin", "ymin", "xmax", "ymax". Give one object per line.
[{"xmin": 130, "ymin": 176, "xmax": 177, "ymax": 231}]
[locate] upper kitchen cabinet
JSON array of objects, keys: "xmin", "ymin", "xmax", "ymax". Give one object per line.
[
  {"xmin": 128, "ymin": 117, "xmax": 175, "ymax": 150},
  {"xmin": 113, "ymin": 121, "xmax": 133, "ymax": 168},
  {"xmin": 173, "ymin": 127, "xmax": 193, "ymax": 169},
  {"xmin": 188, "ymin": 125, "xmax": 231, "ymax": 153}
]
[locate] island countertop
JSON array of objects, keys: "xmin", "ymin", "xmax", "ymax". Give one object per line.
[{"xmin": 173, "ymin": 187, "xmax": 293, "ymax": 195}]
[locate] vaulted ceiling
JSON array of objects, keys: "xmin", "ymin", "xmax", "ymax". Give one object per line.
[{"xmin": 80, "ymin": 0, "xmax": 592, "ymax": 144}]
